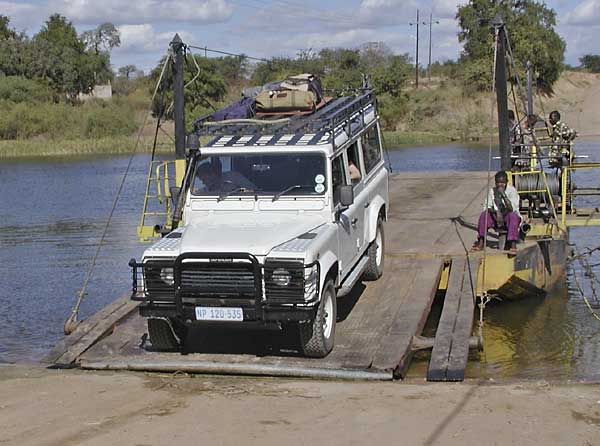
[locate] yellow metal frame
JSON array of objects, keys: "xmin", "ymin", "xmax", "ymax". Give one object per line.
[
  {"xmin": 137, "ymin": 159, "xmax": 184, "ymax": 241},
  {"xmin": 561, "ymin": 162, "xmax": 600, "ymax": 228}
]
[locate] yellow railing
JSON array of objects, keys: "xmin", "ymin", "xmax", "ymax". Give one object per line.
[{"xmin": 137, "ymin": 160, "xmax": 177, "ymax": 241}]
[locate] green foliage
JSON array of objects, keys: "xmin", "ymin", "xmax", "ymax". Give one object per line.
[
  {"xmin": 118, "ymin": 64, "xmax": 138, "ymax": 79},
  {"xmin": 0, "ymin": 14, "xmax": 114, "ymax": 98},
  {"xmin": 0, "ymin": 99, "xmax": 137, "ymax": 140},
  {"xmin": 0, "ymin": 14, "xmax": 17, "ymax": 40},
  {"xmin": 35, "ymin": 14, "xmax": 83, "ymax": 52},
  {"xmin": 0, "ymin": 76, "xmax": 54, "ymax": 102},
  {"xmin": 460, "ymin": 58, "xmax": 492, "ymax": 94},
  {"xmin": 457, "ymin": 0, "xmax": 565, "ymax": 91},
  {"xmin": 81, "ymin": 23, "xmax": 120, "ymax": 54},
  {"xmin": 580, "ymin": 54, "xmax": 600, "ymax": 73},
  {"xmin": 371, "ymin": 54, "xmax": 412, "ymax": 98},
  {"xmin": 150, "ymin": 54, "xmax": 228, "ymax": 123}
]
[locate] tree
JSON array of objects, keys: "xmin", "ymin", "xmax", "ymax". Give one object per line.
[
  {"xmin": 81, "ymin": 23, "xmax": 120, "ymax": 54},
  {"xmin": 150, "ymin": 54, "xmax": 228, "ymax": 125},
  {"xmin": 580, "ymin": 54, "xmax": 600, "ymax": 73},
  {"xmin": 118, "ymin": 64, "xmax": 138, "ymax": 79},
  {"xmin": 35, "ymin": 14, "xmax": 83, "ymax": 51},
  {"xmin": 32, "ymin": 14, "xmax": 112, "ymax": 97},
  {"xmin": 0, "ymin": 14, "xmax": 17, "ymax": 40},
  {"xmin": 457, "ymin": 0, "xmax": 566, "ymax": 91},
  {"xmin": 371, "ymin": 54, "xmax": 412, "ymax": 98}
]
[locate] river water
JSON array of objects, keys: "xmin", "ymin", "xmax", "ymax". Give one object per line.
[{"xmin": 1, "ymin": 143, "xmax": 599, "ymax": 381}]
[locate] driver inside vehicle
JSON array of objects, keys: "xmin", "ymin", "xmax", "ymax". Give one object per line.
[{"xmin": 195, "ymin": 158, "xmax": 256, "ymax": 193}]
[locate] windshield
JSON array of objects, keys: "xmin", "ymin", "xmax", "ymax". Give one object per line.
[{"xmin": 191, "ymin": 152, "xmax": 327, "ymax": 197}]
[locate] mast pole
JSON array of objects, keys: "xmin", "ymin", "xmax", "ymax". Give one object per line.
[
  {"xmin": 526, "ymin": 61, "xmax": 534, "ymax": 117},
  {"xmin": 171, "ymin": 34, "xmax": 186, "ymax": 160},
  {"xmin": 492, "ymin": 15, "xmax": 511, "ymax": 171}
]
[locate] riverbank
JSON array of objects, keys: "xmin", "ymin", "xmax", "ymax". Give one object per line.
[
  {"xmin": 1, "ymin": 71, "xmax": 597, "ymax": 160},
  {"xmin": 1, "ymin": 364, "xmax": 599, "ymax": 446},
  {"xmin": 0, "ymin": 131, "xmax": 457, "ymax": 159}
]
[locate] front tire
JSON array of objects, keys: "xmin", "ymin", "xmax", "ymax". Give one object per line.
[
  {"xmin": 147, "ymin": 317, "xmax": 186, "ymax": 351},
  {"xmin": 299, "ymin": 280, "xmax": 337, "ymax": 358},
  {"xmin": 363, "ymin": 216, "xmax": 385, "ymax": 281}
]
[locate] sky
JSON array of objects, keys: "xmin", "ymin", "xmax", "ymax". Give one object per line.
[{"xmin": 1, "ymin": 0, "xmax": 598, "ymax": 73}]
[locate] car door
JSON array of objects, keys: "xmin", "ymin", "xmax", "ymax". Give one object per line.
[{"xmin": 334, "ymin": 143, "xmax": 367, "ymax": 278}]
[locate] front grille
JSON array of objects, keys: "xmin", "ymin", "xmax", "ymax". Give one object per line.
[
  {"xmin": 179, "ymin": 262, "xmax": 256, "ymax": 297},
  {"xmin": 264, "ymin": 260, "xmax": 317, "ymax": 304}
]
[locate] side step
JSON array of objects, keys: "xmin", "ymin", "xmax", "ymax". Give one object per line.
[
  {"xmin": 337, "ymin": 256, "xmax": 369, "ymax": 297},
  {"xmin": 427, "ymin": 256, "xmax": 479, "ymax": 382}
]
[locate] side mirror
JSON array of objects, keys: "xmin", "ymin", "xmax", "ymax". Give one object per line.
[
  {"xmin": 186, "ymin": 133, "xmax": 200, "ymax": 151},
  {"xmin": 339, "ymin": 185, "xmax": 354, "ymax": 207}
]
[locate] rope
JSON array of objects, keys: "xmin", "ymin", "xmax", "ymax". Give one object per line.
[
  {"xmin": 571, "ymin": 248, "xmax": 600, "ymax": 321},
  {"xmin": 63, "ymin": 54, "xmax": 172, "ymax": 335},
  {"xmin": 478, "ymin": 25, "xmax": 501, "ymax": 341}
]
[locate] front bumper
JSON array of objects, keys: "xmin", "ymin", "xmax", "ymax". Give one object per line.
[{"xmin": 130, "ymin": 253, "xmax": 320, "ymax": 324}]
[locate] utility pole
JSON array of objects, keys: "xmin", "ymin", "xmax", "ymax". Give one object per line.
[
  {"xmin": 409, "ymin": 9, "xmax": 421, "ymax": 89},
  {"xmin": 425, "ymin": 13, "xmax": 440, "ymax": 84}
]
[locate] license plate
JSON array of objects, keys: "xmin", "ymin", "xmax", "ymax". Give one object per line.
[{"xmin": 195, "ymin": 306, "xmax": 244, "ymax": 321}]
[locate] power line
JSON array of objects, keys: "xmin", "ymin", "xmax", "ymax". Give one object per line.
[{"xmin": 186, "ymin": 44, "xmax": 271, "ymax": 63}]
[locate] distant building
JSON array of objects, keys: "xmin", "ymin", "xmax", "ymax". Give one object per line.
[{"xmin": 78, "ymin": 81, "xmax": 113, "ymax": 101}]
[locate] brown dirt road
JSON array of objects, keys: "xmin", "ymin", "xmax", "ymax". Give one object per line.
[{"xmin": 1, "ymin": 365, "xmax": 599, "ymax": 446}]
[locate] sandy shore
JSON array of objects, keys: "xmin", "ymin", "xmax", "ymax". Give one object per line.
[{"xmin": 1, "ymin": 364, "xmax": 599, "ymax": 446}]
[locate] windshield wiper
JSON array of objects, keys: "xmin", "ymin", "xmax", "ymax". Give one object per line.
[
  {"xmin": 217, "ymin": 187, "xmax": 256, "ymax": 202},
  {"xmin": 272, "ymin": 184, "xmax": 311, "ymax": 202}
]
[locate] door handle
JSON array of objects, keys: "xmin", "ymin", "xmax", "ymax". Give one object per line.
[
  {"xmin": 364, "ymin": 201, "xmax": 370, "ymax": 208},
  {"xmin": 351, "ymin": 217, "xmax": 358, "ymax": 227}
]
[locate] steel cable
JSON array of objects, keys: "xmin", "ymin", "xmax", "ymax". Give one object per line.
[{"xmin": 63, "ymin": 55, "xmax": 172, "ymax": 335}]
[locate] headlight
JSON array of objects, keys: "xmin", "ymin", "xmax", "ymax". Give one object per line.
[
  {"xmin": 304, "ymin": 264, "xmax": 318, "ymax": 301},
  {"xmin": 272, "ymin": 268, "xmax": 292, "ymax": 286},
  {"xmin": 160, "ymin": 267, "xmax": 174, "ymax": 286}
]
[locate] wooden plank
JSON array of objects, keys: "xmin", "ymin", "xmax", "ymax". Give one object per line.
[
  {"xmin": 371, "ymin": 258, "xmax": 443, "ymax": 376},
  {"xmin": 332, "ymin": 258, "xmax": 419, "ymax": 368},
  {"xmin": 427, "ymin": 257, "xmax": 466, "ymax": 381},
  {"xmin": 43, "ymin": 293, "xmax": 139, "ymax": 365},
  {"xmin": 445, "ymin": 256, "xmax": 478, "ymax": 381}
]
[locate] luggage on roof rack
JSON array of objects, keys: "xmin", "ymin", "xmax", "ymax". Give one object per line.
[{"xmin": 255, "ymin": 89, "xmax": 316, "ymax": 112}]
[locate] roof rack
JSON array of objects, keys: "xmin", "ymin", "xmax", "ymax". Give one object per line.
[{"xmin": 193, "ymin": 89, "xmax": 377, "ymax": 148}]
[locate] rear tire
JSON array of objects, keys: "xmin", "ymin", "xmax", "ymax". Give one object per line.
[
  {"xmin": 299, "ymin": 280, "xmax": 336, "ymax": 358},
  {"xmin": 148, "ymin": 317, "xmax": 186, "ymax": 351},
  {"xmin": 363, "ymin": 216, "xmax": 385, "ymax": 281}
]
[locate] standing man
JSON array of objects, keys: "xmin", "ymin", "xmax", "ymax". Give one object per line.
[
  {"xmin": 548, "ymin": 110, "xmax": 576, "ymax": 167},
  {"xmin": 473, "ymin": 171, "xmax": 521, "ymax": 253},
  {"xmin": 548, "ymin": 110, "xmax": 576, "ymax": 143}
]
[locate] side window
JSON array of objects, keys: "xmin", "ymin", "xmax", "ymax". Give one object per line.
[
  {"xmin": 346, "ymin": 142, "xmax": 363, "ymax": 186},
  {"xmin": 331, "ymin": 154, "xmax": 347, "ymax": 206},
  {"xmin": 361, "ymin": 125, "xmax": 382, "ymax": 174}
]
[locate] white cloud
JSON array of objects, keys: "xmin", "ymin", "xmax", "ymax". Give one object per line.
[
  {"xmin": 57, "ymin": 0, "xmax": 234, "ymax": 24},
  {"xmin": 0, "ymin": 1, "xmax": 39, "ymax": 30},
  {"xmin": 431, "ymin": 0, "xmax": 466, "ymax": 19},
  {"xmin": 5, "ymin": 0, "xmax": 234, "ymax": 28},
  {"xmin": 115, "ymin": 24, "xmax": 194, "ymax": 53},
  {"xmin": 564, "ymin": 0, "xmax": 600, "ymax": 25}
]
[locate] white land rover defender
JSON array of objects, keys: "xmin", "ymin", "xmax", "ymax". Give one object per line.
[{"xmin": 131, "ymin": 90, "xmax": 389, "ymax": 357}]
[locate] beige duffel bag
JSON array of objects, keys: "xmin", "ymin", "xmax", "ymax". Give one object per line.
[{"xmin": 255, "ymin": 89, "xmax": 317, "ymax": 112}]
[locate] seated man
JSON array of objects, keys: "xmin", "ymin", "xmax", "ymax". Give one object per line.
[
  {"xmin": 473, "ymin": 170, "xmax": 521, "ymax": 253},
  {"xmin": 195, "ymin": 158, "xmax": 255, "ymax": 193},
  {"xmin": 348, "ymin": 160, "xmax": 361, "ymax": 182}
]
